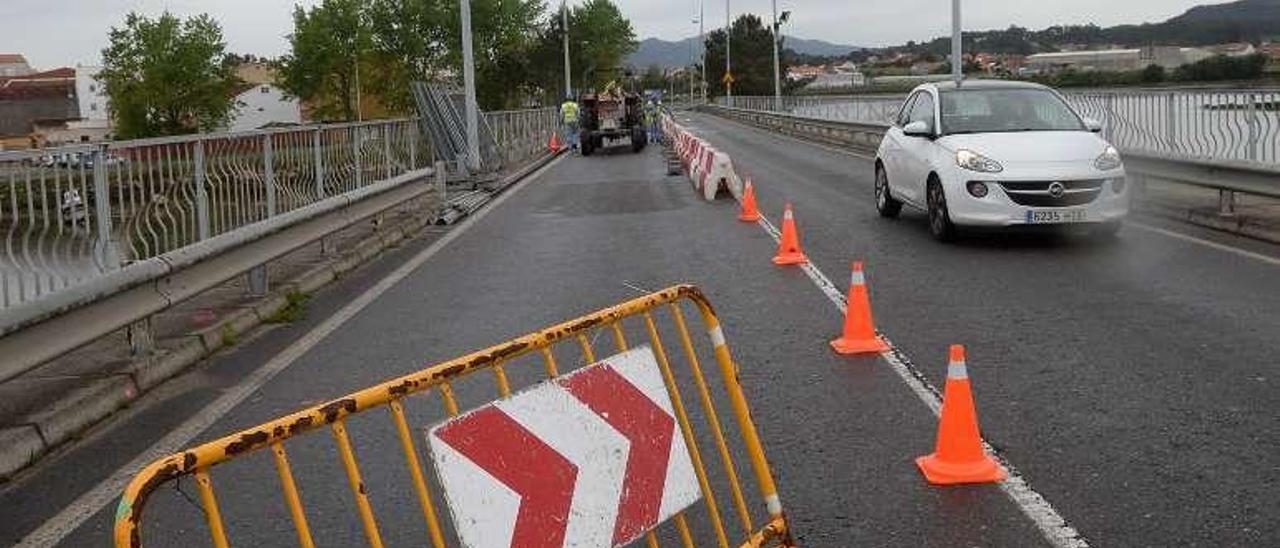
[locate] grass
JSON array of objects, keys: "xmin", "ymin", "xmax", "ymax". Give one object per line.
[{"xmin": 265, "ymin": 290, "xmax": 310, "ymax": 324}]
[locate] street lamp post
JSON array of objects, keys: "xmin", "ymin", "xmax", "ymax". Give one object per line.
[
  {"xmin": 951, "ymin": 0, "xmax": 962, "ymax": 84},
  {"xmin": 562, "ymin": 0, "xmax": 571, "ymax": 98},
  {"xmin": 700, "ymin": 1, "xmax": 707, "ymax": 104},
  {"xmin": 725, "ymin": 0, "xmax": 732, "ymax": 107},
  {"xmin": 771, "ymin": 0, "xmax": 781, "ymax": 112},
  {"xmin": 460, "ymin": 0, "xmax": 480, "ymax": 173}
]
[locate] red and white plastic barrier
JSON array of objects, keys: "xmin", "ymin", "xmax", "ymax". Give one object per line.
[{"xmin": 661, "ymin": 114, "xmax": 743, "ymax": 202}]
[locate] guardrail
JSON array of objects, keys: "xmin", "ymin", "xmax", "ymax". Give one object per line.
[
  {"xmin": 722, "ymin": 88, "xmax": 1280, "ymax": 165},
  {"xmin": 0, "ymin": 112, "xmax": 558, "ymax": 384},
  {"xmin": 701, "ymin": 104, "xmax": 1280, "ymax": 203}
]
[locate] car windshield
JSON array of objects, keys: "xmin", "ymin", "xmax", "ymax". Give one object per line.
[{"xmin": 940, "ymin": 88, "xmax": 1085, "ymax": 135}]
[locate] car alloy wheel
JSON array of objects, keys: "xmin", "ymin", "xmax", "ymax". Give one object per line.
[{"xmin": 927, "ymin": 181, "xmax": 956, "ymax": 241}]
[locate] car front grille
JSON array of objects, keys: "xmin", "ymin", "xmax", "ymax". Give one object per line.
[{"xmin": 997, "ymin": 180, "xmax": 1104, "ymax": 207}]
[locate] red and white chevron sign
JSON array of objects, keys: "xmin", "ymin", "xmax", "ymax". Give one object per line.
[{"xmin": 428, "ymin": 346, "xmax": 701, "ymax": 548}]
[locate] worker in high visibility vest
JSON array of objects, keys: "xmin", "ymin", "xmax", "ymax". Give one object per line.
[{"xmin": 560, "ymin": 96, "xmax": 580, "ymax": 153}]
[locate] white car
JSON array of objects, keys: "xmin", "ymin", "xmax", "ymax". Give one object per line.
[{"xmin": 874, "ymin": 80, "xmax": 1129, "ymax": 241}]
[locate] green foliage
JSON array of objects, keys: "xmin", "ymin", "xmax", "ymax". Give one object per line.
[
  {"xmin": 639, "ymin": 64, "xmax": 667, "ymax": 91},
  {"xmin": 283, "ymin": 0, "xmax": 590, "ymax": 113},
  {"xmin": 220, "ymin": 323, "xmax": 238, "ymax": 347},
  {"xmin": 1141, "ymin": 64, "xmax": 1166, "ymax": 83},
  {"xmin": 1172, "ymin": 53, "xmax": 1268, "ymax": 82},
  {"xmin": 528, "ymin": 0, "xmax": 637, "ymax": 100},
  {"xmin": 704, "ymin": 14, "xmax": 786, "ymax": 97},
  {"xmin": 98, "ymin": 12, "xmax": 238, "ymax": 139},
  {"xmin": 266, "ymin": 290, "xmax": 311, "ymax": 324},
  {"xmin": 1025, "ymin": 54, "xmax": 1268, "ymax": 88},
  {"xmin": 280, "ymin": 0, "xmax": 372, "ymax": 122}
]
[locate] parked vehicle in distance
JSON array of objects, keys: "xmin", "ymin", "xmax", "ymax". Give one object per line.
[{"xmin": 874, "ymin": 80, "xmax": 1129, "ymax": 241}]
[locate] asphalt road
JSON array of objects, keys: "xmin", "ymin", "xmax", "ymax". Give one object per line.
[{"xmin": 4, "ymin": 112, "xmax": 1280, "ymax": 547}]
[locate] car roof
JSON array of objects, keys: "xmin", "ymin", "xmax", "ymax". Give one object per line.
[{"xmin": 916, "ymin": 79, "xmax": 1051, "ymax": 93}]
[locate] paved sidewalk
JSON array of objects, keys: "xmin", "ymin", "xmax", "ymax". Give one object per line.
[
  {"xmin": 0, "ymin": 190, "xmax": 442, "ymax": 479},
  {"xmin": 1138, "ymin": 180, "xmax": 1280, "ymax": 243}
]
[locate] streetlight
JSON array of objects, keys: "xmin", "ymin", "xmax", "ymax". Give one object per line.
[
  {"xmin": 690, "ymin": 12, "xmax": 698, "ymax": 104},
  {"xmin": 460, "ymin": 0, "xmax": 479, "ymax": 173},
  {"xmin": 951, "ymin": 0, "xmax": 962, "ymax": 84},
  {"xmin": 562, "ymin": 0, "xmax": 572, "ymax": 98},
  {"xmin": 700, "ymin": 1, "xmax": 707, "ymax": 104},
  {"xmin": 771, "ymin": 3, "xmax": 790, "ymax": 112},
  {"xmin": 725, "ymin": 0, "xmax": 732, "ymax": 107}
]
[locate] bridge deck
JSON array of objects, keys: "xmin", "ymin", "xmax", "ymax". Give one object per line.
[{"xmin": 5, "ymin": 110, "xmax": 1280, "ymax": 547}]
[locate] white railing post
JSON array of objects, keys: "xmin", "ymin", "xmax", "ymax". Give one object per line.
[{"xmin": 193, "ymin": 140, "xmax": 210, "ymax": 242}]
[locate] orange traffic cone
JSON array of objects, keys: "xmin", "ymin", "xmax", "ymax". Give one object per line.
[
  {"xmin": 772, "ymin": 203, "xmax": 808, "ymax": 265},
  {"xmin": 548, "ymin": 131, "xmax": 563, "ymax": 153},
  {"xmin": 738, "ymin": 180, "xmax": 761, "ymax": 222},
  {"xmin": 830, "ymin": 262, "xmax": 890, "ymax": 354},
  {"xmin": 915, "ymin": 345, "xmax": 1007, "ymax": 485}
]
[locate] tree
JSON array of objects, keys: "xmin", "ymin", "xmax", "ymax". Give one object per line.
[
  {"xmin": 280, "ymin": 0, "xmax": 372, "ymax": 122},
  {"xmin": 704, "ymin": 14, "xmax": 785, "ymax": 97},
  {"xmin": 98, "ymin": 12, "xmax": 238, "ymax": 138},
  {"xmin": 639, "ymin": 64, "xmax": 667, "ymax": 91}
]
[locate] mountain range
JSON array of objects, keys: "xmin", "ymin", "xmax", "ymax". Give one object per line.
[{"xmin": 627, "ymin": 36, "xmax": 859, "ymax": 68}]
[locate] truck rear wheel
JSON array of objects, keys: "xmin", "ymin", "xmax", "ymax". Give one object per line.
[
  {"xmin": 631, "ymin": 128, "xmax": 646, "ymax": 153},
  {"xmin": 580, "ymin": 132, "xmax": 594, "ymax": 156}
]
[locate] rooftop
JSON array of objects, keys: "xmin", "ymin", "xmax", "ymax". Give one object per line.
[{"xmin": 0, "ymin": 53, "xmax": 28, "ymax": 65}]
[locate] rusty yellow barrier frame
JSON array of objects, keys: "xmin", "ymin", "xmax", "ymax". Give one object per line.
[{"xmin": 114, "ymin": 284, "xmax": 796, "ymax": 548}]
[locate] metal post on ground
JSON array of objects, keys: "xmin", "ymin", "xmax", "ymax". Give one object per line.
[
  {"xmin": 263, "ymin": 134, "xmax": 277, "ymax": 218},
  {"xmin": 562, "ymin": 0, "xmax": 572, "ymax": 99},
  {"xmin": 700, "ymin": 1, "xmax": 707, "ymax": 104},
  {"xmin": 193, "ymin": 140, "xmax": 210, "ymax": 241},
  {"xmin": 951, "ymin": 0, "xmax": 962, "ymax": 84},
  {"xmin": 460, "ymin": 0, "xmax": 481, "ymax": 174},
  {"xmin": 725, "ymin": 0, "xmax": 732, "ymax": 107},
  {"xmin": 771, "ymin": 0, "xmax": 782, "ymax": 112},
  {"xmin": 313, "ymin": 128, "xmax": 325, "ymax": 199},
  {"xmin": 434, "ymin": 160, "xmax": 448, "ymax": 218}
]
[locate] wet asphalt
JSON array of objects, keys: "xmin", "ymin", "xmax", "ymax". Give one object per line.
[{"xmin": 3, "ymin": 113, "xmax": 1280, "ymax": 547}]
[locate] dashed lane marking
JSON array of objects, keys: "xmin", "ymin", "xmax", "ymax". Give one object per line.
[
  {"xmin": 757, "ymin": 215, "xmax": 1089, "ymax": 548},
  {"xmin": 14, "ymin": 154, "xmax": 567, "ymax": 548}
]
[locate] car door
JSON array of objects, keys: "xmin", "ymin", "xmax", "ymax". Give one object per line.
[
  {"xmin": 882, "ymin": 92, "xmax": 919, "ymax": 201},
  {"xmin": 898, "ymin": 91, "xmax": 937, "ymax": 205}
]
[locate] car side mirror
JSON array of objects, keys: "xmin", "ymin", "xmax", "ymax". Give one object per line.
[
  {"xmin": 1083, "ymin": 118, "xmax": 1103, "ymax": 133},
  {"xmin": 903, "ymin": 120, "xmax": 933, "ymax": 138}
]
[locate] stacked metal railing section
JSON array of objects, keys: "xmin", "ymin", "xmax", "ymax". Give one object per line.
[
  {"xmin": 0, "ymin": 119, "xmax": 426, "ymax": 310},
  {"xmin": 721, "ymin": 88, "xmax": 1280, "ymax": 165}
]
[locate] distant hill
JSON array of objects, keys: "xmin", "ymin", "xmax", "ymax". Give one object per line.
[
  {"xmin": 627, "ymin": 36, "xmax": 860, "ymax": 68},
  {"xmin": 893, "ymin": 0, "xmax": 1280, "ymax": 57}
]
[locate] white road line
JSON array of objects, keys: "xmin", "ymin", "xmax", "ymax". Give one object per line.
[
  {"xmin": 1129, "ymin": 221, "xmax": 1280, "ymax": 267},
  {"xmin": 757, "ymin": 215, "xmax": 1089, "ymax": 548},
  {"xmin": 14, "ymin": 154, "xmax": 567, "ymax": 548}
]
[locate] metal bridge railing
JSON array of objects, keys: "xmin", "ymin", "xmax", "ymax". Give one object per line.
[
  {"xmin": 483, "ymin": 107, "xmax": 560, "ymax": 169},
  {"xmin": 0, "ymin": 119, "xmax": 428, "ymax": 310},
  {"xmin": 723, "ymin": 88, "xmax": 1280, "ymax": 165}
]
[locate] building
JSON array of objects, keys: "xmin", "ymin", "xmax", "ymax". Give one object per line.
[
  {"xmin": 228, "ymin": 83, "xmax": 303, "ymax": 132},
  {"xmin": 0, "ymin": 53, "xmax": 33, "ymax": 78},
  {"xmin": 833, "ymin": 61, "xmax": 859, "ymax": 74},
  {"xmin": 1206, "ymin": 43, "xmax": 1257, "ymax": 57},
  {"xmin": 1026, "ymin": 46, "xmax": 1212, "ymax": 73},
  {"xmin": 803, "ymin": 71, "xmax": 868, "ymax": 91},
  {"xmin": 0, "ymin": 68, "xmax": 80, "ymax": 149},
  {"xmin": 0, "ymin": 65, "xmax": 116, "ymax": 149},
  {"xmin": 786, "ymin": 64, "xmax": 825, "ymax": 81}
]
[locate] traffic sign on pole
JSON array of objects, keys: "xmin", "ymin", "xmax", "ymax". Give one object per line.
[{"xmin": 428, "ymin": 347, "xmax": 701, "ymax": 548}]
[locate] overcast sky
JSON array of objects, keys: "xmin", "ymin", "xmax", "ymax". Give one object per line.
[{"xmin": 0, "ymin": 0, "xmax": 1227, "ymax": 69}]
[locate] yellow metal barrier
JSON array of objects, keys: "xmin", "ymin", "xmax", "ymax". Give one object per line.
[{"xmin": 114, "ymin": 284, "xmax": 796, "ymax": 548}]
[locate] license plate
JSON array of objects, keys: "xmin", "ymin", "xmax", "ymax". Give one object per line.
[{"xmin": 1025, "ymin": 209, "xmax": 1089, "ymax": 224}]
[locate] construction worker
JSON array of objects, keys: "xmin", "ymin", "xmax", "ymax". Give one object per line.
[
  {"xmin": 560, "ymin": 96, "xmax": 580, "ymax": 152},
  {"xmin": 644, "ymin": 99, "xmax": 660, "ymax": 143}
]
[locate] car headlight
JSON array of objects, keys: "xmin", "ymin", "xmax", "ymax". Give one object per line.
[
  {"xmin": 955, "ymin": 149, "xmax": 1003, "ymax": 173},
  {"xmin": 1095, "ymin": 146, "xmax": 1122, "ymax": 171}
]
